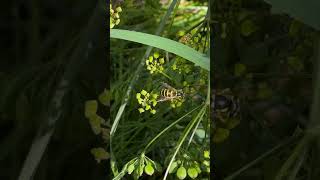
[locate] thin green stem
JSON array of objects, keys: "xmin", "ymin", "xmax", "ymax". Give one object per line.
[
  {"xmin": 143, "ymin": 104, "xmax": 202, "ymax": 153},
  {"xmin": 224, "ymin": 135, "xmax": 301, "ymax": 180},
  {"xmin": 163, "ymin": 105, "xmax": 206, "ymax": 180}
]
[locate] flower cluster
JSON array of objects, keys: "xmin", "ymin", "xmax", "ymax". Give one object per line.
[
  {"xmin": 171, "ymin": 57, "xmax": 192, "ymax": 74},
  {"xmin": 110, "ymin": 4, "xmax": 122, "ymax": 29},
  {"xmin": 136, "ymin": 90, "xmax": 158, "ymax": 114},
  {"xmin": 169, "ymin": 150, "xmax": 210, "ymax": 179},
  {"xmin": 146, "ymin": 52, "xmax": 165, "ymax": 74},
  {"xmin": 169, "ymin": 98, "xmax": 184, "ymax": 108},
  {"xmin": 125, "ymin": 154, "xmax": 162, "ymax": 179},
  {"xmin": 84, "ymin": 89, "xmax": 110, "ymax": 163}
]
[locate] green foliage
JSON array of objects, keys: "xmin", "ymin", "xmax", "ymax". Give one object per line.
[
  {"xmin": 212, "ymin": 0, "xmax": 319, "ymax": 179},
  {"xmin": 108, "ymin": 1, "xmax": 210, "ymax": 180},
  {"xmin": 90, "ymin": 147, "xmax": 110, "ymax": 163},
  {"xmin": 176, "ymin": 166, "xmax": 187, "ymax": 179},
  {"xmin": 110, "ymin": 29, "xmax": 210, "ymax": 71},
  {"xmin": 110, "ymin": 4, "xmax": 122, "ymax": 28},
  {"xmin": 136, "ymin": 89, "xmax": 158, "ymax": 114}
]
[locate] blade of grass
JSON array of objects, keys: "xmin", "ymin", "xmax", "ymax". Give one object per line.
[
  {"xmin": 143, "ymin": 104, "xmax": 203, "ymax": 153},
  {"xmin": 224, "ymin": 135, "xmax": 301, "ymax": 180},
  {"xmin": 274, "ymin": 135, "xmax": 310, "ymax": 180},
  {"xmin": 110, "ymin": 29, "xmax": 210, "ymax": 71},
  {"xmin": 17, "ymin": 2, "xmax": 104, "ymax": 180},
  {"xmin": 163, "ymin": 105, "xmax": 207, "ymax": 180},
  {"xmin": 287, "ymin": 145, "xmax": 307, "ymax": 180}
]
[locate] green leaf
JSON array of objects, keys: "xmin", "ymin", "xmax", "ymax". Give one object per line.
[
  {"xmin": 85, "ymin": 100, "xmax": 98, "ymax": 118},
  {"xmin": 241, "ymin": 20, "xmax": 258, "ymax": 36},
  {"xmin": 88, "ymin": 114, "xmax": 103, "ymax": 135},
  {"xmin": 213, "ymin": 128, "xmax": 230, "ymax": 143},
  {"xmin": 187, "ymin": 167, "xmax": 198, "ymax": 179},
  {"xmin": 144, "ymin": 163, "xmax": 154, "ymax": 175},
  {"xmin": 127, "ymin": 163, "xmax": 135, "ymax": 175},
  {"xmin": 138, "ymin": 157, "xmax": 145, "ymax": 176},
  {"xmin": 195, "ymin": 129, "xmax": 206, "ymax": 139},
  {"xmin": 90, "ymin": 147, "xmax": 109, "ymax": 163},
  {"xmin": 176, "ymin": 166, "xmax": 187, "ymax": 180},
  {"xmin": 110, "ymin": 29, "xmax": 210, "ymax": 71},
  {"xmin": 98, "ymin": 89, "xmax": 110, "ymax": 106},
  {"xmin": 203, "ymin": 150, "xmax": 210, "ymax": 159},
  {"xmin": 169, "ymin": 161, "xmax": 178, "ymax": 174}
]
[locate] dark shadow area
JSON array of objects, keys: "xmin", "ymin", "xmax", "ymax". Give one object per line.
[
  {"xmin": 211, "ymin": 0, "xmax": 319, "ymax": 179},
  {"xmin": 0, "ymin": 0, "xmax": 110, "ymax": 179}
]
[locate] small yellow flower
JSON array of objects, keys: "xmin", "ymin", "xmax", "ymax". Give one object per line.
[
  {"xmin": 138, "ymin": 108, "xmax": 145, "ymax": 113},
  {"xmin": 154, "ymin": 52, "xmax": 160, "ymax": 58},
  {"xmin": 141, "ymin": 90, "xmax": 147, "ymax": 96}
]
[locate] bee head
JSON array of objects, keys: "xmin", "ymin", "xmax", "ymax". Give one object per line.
[{"xmin": 177, "ymin": 90, "xmax": 184, "ymax": 98}]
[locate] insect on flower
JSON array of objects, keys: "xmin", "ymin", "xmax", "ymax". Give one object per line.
[{"xmin": 157, "ymin": 82, "xmax": 184, "ymax": 102}]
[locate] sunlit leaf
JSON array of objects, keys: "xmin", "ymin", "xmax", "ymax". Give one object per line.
[
  {"xmin": 144, "ymin": 163, "xmax": 154, "ymax": 175},
  {"xmin": 187, "ymin": 167, "xmax": 198, "ymax": 179},
  {"xmin": 90, "ymin": 147, "xmax": 110, "ymax": 163},
  {"xmin": 98, "ymin": 89, "xmax": 110, "ymax": 106},
  {"xmin": 213, "ymin": 128, "xmax": 230, "ymax": 143},
  {"xmin": 85, "ymin": 100, "xmax": 98, "ymax": 118},
  {"xmin": 110, "ymin": 29, "xmax": 210, "ymax": 71},
  {"xmin": 89, "ymin": 114, "xmax": 104, "ymax": 135},
  {"xmin": 176, "ymin": 166, "xmax": 187, "ymax": 180}
]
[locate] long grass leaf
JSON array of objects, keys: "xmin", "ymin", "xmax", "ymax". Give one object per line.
[{"xmin": 110, "ymin": 29, "xmax": 210, "ymax": 71}]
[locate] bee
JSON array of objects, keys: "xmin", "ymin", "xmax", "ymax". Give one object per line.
[
  {"xmin": 179, "ymin": 33, "xmax": 192, "ymax": 44},
  {"xmin": 157, "ymin": 82, "xmax": 184, "ymax": 102},
  {"xmin": 212, "ymin": 89, "xmax": 240, "ymax": 122}
]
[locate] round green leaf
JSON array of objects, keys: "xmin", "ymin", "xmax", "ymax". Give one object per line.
[
  {"xmin": 90, "ymin": 147, "xmax": 109, "ymax": 163},
  {"xmin": 88, "ymin": 114, "xmax": 103, "ymax": 135},
  {"xmin": 98, "ymin": 89, "xmax": 110, "ymax": 106},
  {"xmin": 144, "ymin": 163, "xmax": 154, "ymax": 176},
  {"xmin": 176, "ymin": 166, "xmax": 187, "ymax": 180},
  {"xmin": 203, "ymin": 150, "xmax": 210, "ymax": 159},
  {"xmin": 187, "ymin": 167, "xmax": 198, "ymax": 179},
  {"xmin": 213, "ymin": 128, "xmax": 230, "ymax": 143},
  {"xmin": 84, "ymin": 100, "xmax": 98, "ymax": 118}
]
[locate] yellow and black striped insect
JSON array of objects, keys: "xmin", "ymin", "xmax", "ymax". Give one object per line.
[
  {"xmin": 212, "ymin": 89, "xmax": 240, "ymax": 122},
  {"xmin": 179, "ymin": 33, "xmax": 192, "ymax": 44},
  {"xmin": 157, "ymin": 82, "xmax": 184, "ymax": 102}
]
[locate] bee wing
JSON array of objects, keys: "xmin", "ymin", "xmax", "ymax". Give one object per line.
[
  {"xmin": 157, "ymin": 96, "xmax": 169, "ymax": 102},
  {"xmin": 161, "ymin": 82, "xmax": 175, "ymax": 90}
]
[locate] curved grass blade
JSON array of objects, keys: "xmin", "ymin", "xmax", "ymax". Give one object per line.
[{"xmin": 110, "ymin": 29, "xmax": 210, "ymax": 71}]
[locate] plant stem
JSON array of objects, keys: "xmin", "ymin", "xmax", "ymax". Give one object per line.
[{"xmin": 143, "ymin": 104, "xmax": 202, "ymax": 153}]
